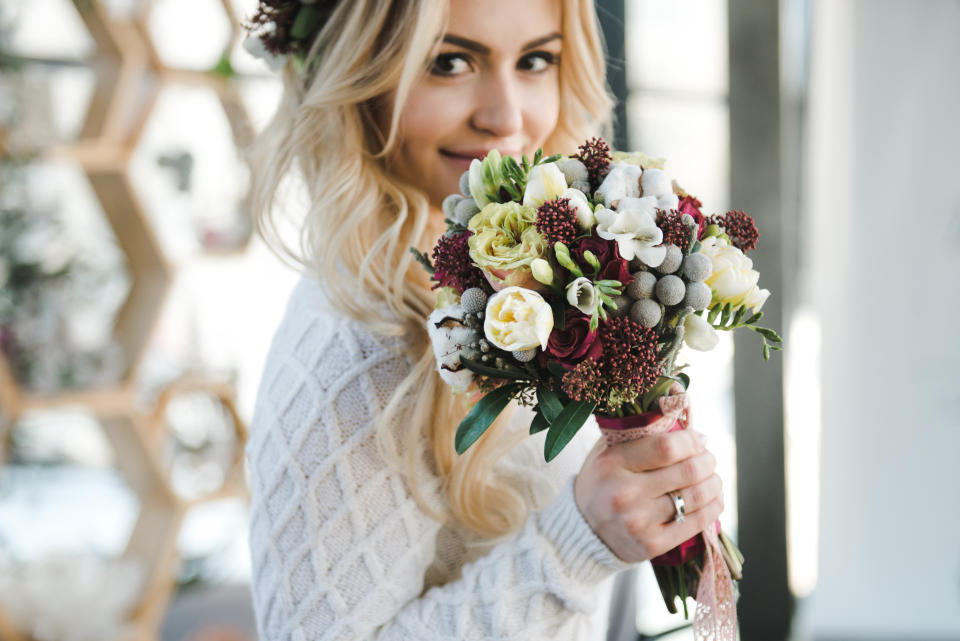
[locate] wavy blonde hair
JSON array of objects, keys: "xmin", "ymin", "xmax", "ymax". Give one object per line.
[{"xmin": 250, "ymin": 0, "xmax": 615, "ymax": 538}]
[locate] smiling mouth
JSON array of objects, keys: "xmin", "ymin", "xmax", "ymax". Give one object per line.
[{"xmin": 439, "ymin": 149, "xmax": 483, "ymax": 161}]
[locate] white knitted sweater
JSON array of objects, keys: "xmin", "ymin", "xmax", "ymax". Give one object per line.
[{"xmin": 246, "ymin": 275, "xmax": 636, "ymax": 640}]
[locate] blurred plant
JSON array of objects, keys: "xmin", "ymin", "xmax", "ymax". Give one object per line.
[
  {"xmin": 0, "ymin": 161, "xmax": 126, "ymax": 393},
  {"xmin": 0, "ymin": 554, "xmax": 143, "ymax": 641}
]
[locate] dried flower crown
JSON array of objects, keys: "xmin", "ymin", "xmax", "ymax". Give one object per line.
[{"xmin": 242, "ymin": 0, "xmax": 339, "ymax": 71}]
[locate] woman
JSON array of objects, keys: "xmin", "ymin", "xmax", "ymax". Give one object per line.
[{"xmin": 244, "ymin": 0, "xmax": 725, "ymax": 639}]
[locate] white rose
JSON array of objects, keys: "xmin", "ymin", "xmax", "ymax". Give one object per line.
[
  {"xmin": 565, "ymin": 277, "xmax": 598, "ymax": 315},
  {"xmin": 522, "ymin": 162, "xmax": 568, "ymax": 208},
  {"xmin": 683, "ymin": 313, "xmax": 720, "ymax": 351},
  {"xmin": 427, "ymin": 304, "xmax": 477, "ymax": 393},
  {"xmin": 594, "ymin": 198, "xmax": 666, "ymax": 267},
  {"xmin": 699, "ymin": 236, "xmax": 769, "ymax": 312},
  {"xmin": 484, "ymin": 286, "xmax": 554, "ymax": 351},
  {"xmin": 596, "ymin": 162, "xmax": 643, "ymax": 207}
]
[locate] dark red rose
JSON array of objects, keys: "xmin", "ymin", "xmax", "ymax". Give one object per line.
[
  {"xmin": 570, "ymin": 236, "xmax": 633, "ymax": 286},
  {"xmin": 678, "ymin": 195, "xmax": 707, "ymax": 237},
  {"xmin": 546, "ymin": 313, "xmax": 603, "ymax": 366}
]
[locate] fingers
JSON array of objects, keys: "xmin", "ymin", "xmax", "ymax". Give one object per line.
[
  {"xmin": 645, "ymin": 449, "xmax": 717, "ymax": 498},
  {"xmin": 657, "ymin": 495, "xmax": 725, "ymax": 552},
  {"xmin": 658, "ymin": 474, "xmax": 722, "ymax": 523},
  {"xmin": 613, "ymin": 430, "xmax": 707, "ymax": 473}
]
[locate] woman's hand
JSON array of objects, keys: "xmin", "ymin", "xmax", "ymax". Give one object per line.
[{"xmin": 573, "ymin": 430, "xmax": 724, "ymax": 564}]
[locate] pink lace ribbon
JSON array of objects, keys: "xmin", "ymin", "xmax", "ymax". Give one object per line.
[{"xmin": 596, "ymin": 383, "xmax": 737, "ymax": 641}]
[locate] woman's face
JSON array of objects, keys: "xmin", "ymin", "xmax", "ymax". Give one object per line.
[{"xmin": 380, "ymin": 0, "xmax": 563, "ymax": 209}]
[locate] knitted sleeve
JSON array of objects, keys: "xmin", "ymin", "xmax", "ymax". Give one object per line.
[{"xmin": 246, "ymin": 302, "xmax": 634, "ymax": 641}]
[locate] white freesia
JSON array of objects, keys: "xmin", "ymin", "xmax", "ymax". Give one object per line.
[
  {"xmin": 522, "ymin": 162, "xmax": 568, "ymax": 208},
  {"xmin": 468, "ymin": 149, "xmax": 503, "ymax": 208},
  {"xmin": 484, "ymin": 286, "xmax": 553, "ymax": 351},
  {"xmin": 596, "ymin": 162, "xmax": 643, "ymax": 207},
  {"xmin": 699, "ymin": 236, "xmax": 770, "ymax": 312},
  {"xmin": 639, "ymin": 168, "xmax": 680, "ymax": 211},
  {"xmin": 594, "ymin": 198, "xmax": 666, "ymax": 267},
  {"xmin": 684, "ymin": 313, "xmax": 720, "ymax": 351},
  {"xmin": 242, "ymin": 34, "xmax": 287, "ymax": 71},
  {"xmin": 561, "ymin": 187, "xmax": 595, "ymax": 229},
  {"xmin": 427, "ymin": 304, "xmax": 477, "ymax": 393},
  {"xmin": 565, "ymin": 277, "xmax": 598, "ymax": 315}
]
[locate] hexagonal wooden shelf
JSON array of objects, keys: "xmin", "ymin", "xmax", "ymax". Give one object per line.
[{"xmin": 0, "ymin": 0, "xmax": 262, "ymax": 638}]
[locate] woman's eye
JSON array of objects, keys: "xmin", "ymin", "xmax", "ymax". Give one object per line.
[
  {"xmin": 518, "ymin": 51, "xmax": 559, "ymax": 72},
  {"xmin": 431, "ymin": 53, "xmax": 472, "ymax": 76}
]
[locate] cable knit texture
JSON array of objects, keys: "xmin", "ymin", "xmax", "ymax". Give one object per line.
[{"xmin": 246, "ymin": 275, "xmax": 635, "ymax": 640}]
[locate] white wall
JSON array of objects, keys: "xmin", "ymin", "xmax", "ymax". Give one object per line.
[{"xmin": 796, "ymin": 0, "xmax": 960, "ymax": 638}]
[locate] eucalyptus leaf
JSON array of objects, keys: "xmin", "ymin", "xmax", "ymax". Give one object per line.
[
  {"xmin": 530, "ymin": 411, "xmax": 550, "ymax": 434},
  {"xmin": 455, "ymin": 383, "xmax": 522, "ymax": 454},
  {"xmin": 544, "ymin": 401, "xmax": 597, "ymax": 462},
  {"xmin": 536, "ymin": 385, "xmax": 564, "ymax": 423}
]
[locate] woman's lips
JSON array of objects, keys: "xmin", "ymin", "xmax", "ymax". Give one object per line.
[{"xmin": 439, "ymin": 148, "xmax": 522, "ymax": 171}]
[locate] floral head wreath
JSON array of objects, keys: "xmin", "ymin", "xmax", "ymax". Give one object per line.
[{"xmin": 242, "ymin": 0, "xmax": 340, "ymax": 72}]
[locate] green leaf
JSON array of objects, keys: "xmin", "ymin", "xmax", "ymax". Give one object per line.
[
  {"xmin": 544, "ymin": 401, "xmax": 597, "ymax": 462},
  {"xmin": 455, "ymin": 384, "xmax": 522, "ymax": 454},
  {"xmin": 536, "ymin": 385, "xmax": 564, "ymax": 423},
  {"xmin": 290, "ymin": 4, "xmax": 322, "ymax": 39},
  {"xmin": 533, "ymin": 148, "xmax": 543, "ymax": 164},
  {"xmin": 541, "ymin": 153, "xmax": 563, "ymax": 165},
  {"xmin": 677, "ymin": 372, "xmax": 691, "ymax": 390},
  {"xmin": 459, "ymin": 356, "xmax": 529, "ymax": 380},
  {"xmin": 529, "ymin": 411, "xmax": 550, "ymax": 434},
  {"xmin": 546, "ymin": 360, "xmax": 568, "ymax": 379}
]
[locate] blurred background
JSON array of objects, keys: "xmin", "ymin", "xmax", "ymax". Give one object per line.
[{"xmin": 0, "ymin": 1, "xmax": 957, "ymax": 640}]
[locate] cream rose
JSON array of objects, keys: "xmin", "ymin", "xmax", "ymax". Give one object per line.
[
  {"xmin": 699, "ymin": 236, "xmax": 770, "ymax": 312},
  {"xmin": 483, "ymin": 286, "xmax": 554, "ymax": 351}
]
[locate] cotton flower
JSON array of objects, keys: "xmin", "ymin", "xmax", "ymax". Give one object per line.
[
  {"xmin": 594, "ymin": 198, "xmax": 666, "ymax": 267},
  {"xmin": 484, "ymin": 286, "xmax": 554, "ymax": 351},
  {"xmin": 595, "ymin": 162, "xmax": 643, "ymax": 207},
  {"xmin": 427, "ymin": 304, "xmax": 478, "ymax": 393},
  {"xmin": 522, "ymin": 162, "xmax": 568, "ymax": 208},
  {"xmin": 639, "ymin": 168, "xmax": 680, "ymax": 212}
]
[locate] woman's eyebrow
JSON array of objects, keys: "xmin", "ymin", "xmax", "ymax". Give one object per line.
[{"xmin": 442, "ymin": 32, "xmax": 562, "ymax": 55}]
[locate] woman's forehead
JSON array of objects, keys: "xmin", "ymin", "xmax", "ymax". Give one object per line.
[{"xmin": 443, "ymin": 0, "xmax": 562, "ymax": 51}]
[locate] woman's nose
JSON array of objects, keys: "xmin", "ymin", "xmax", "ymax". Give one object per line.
[{"xmin": 470, "ymin": 70, "xmax": 524, "ymax": 139}]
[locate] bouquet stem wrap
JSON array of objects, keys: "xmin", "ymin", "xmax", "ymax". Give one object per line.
[{"xmin": 595, "ymin": 383, "xmax": 737, "ymax": 641}]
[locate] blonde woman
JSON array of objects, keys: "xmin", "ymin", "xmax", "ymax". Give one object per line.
[{"xmin": 244, "ymin": 0, "xmax": 725, "ymax": 639}]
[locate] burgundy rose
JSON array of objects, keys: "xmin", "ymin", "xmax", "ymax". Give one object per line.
[
  {"xmin": 678, "ymin": 194, "xmax": 707, "ymax": 237},
  {"xmin": 570, "ymin": 236, "xmax": 633, "ymax": 286},
  {"xmin": 546, "ymin": 313, "xmax": 603, "ymax": 366}
]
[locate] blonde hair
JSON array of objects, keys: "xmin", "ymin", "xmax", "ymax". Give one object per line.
[{"xmin": 250, "ymin": 0, "xmax": 615, "ymax": 538}]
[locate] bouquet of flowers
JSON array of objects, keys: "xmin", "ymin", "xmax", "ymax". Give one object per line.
[{"xmin": 412, "ymin": 137, "xmax": 780, "ymax": 638}]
